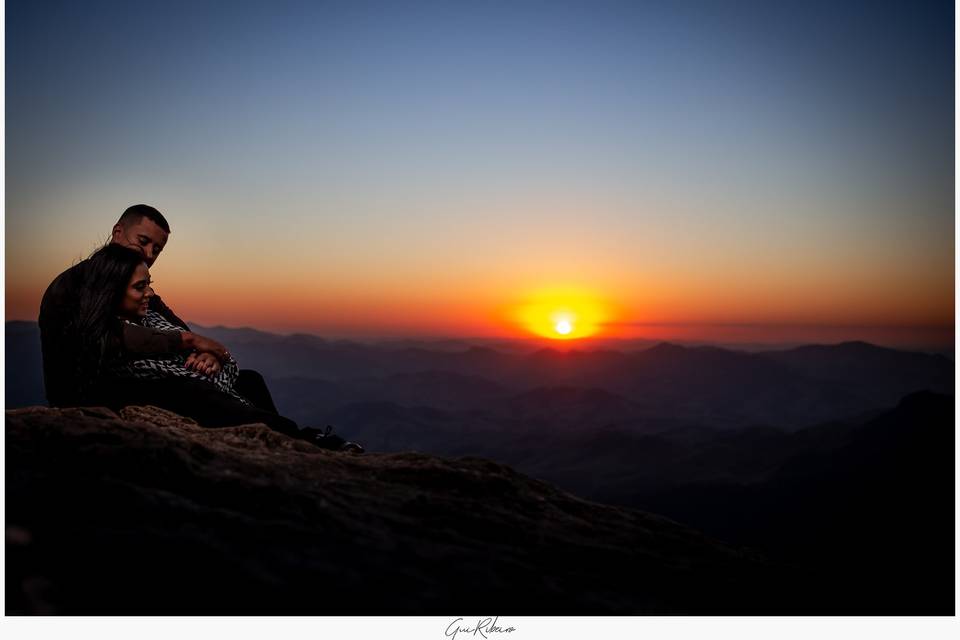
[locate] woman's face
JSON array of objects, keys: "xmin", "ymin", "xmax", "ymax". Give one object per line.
[{"xmin": 119, "ymin": 262, "xmax": 154, "ymax": 319}]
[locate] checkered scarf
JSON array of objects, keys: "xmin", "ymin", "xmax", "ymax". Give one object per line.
[{"xmin": 110, "ymin": 311, "xmax": 251, "ymax": 405}]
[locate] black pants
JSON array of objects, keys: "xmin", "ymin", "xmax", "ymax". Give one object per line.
[
  {"xmin": 86, "ymin": 371, "xmax": 302, "ymax": 439},
  {"xmin": 234, "ymin": 369, "xmax": 280, "ymax": 414}
]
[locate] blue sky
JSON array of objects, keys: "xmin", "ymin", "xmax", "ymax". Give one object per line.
[{"xmin": 5, "ymin": 0, "xmax": 954, "ymax": 346}]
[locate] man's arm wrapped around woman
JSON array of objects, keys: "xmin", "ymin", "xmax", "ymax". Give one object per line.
[{"xmin": 110, "ymin": 311, "xmax": 251, "ymax": 406}]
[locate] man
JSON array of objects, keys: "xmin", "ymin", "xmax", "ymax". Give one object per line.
[
  {"xmin": 39, "ymin": 204, "xmax": 278, "ymax": 413},
  {"xmin": 37, "ymin": 204, "xmax": 361, "ymax": 451}
]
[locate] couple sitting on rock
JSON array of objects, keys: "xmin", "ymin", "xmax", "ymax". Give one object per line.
[{"xmin": 38, "ymin": 204, "xmax": 364, "ymax": 453}]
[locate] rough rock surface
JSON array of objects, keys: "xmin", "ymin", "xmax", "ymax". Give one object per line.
[{"xmin": 7, "ymin": 405, "xmax": 783, "ymax": 614}]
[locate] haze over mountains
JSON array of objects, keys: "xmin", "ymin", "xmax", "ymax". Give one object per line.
[{"xmin": 8, "ymin": 321, "xmax": 952, "ymax": 434}]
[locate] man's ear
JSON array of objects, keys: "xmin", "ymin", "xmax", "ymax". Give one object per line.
[{"xmin": 111, "ymin": 223, "xmax": 123, "ymax": 241}]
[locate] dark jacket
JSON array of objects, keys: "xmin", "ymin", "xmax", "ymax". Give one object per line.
[{"xmin": 38, "ymin": 259, "xmax": 190, "ymax": 407}]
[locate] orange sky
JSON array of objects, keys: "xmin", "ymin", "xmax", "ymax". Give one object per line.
[{"xmin": 6, "ymin": 226, "xmax": 953, "ymax": 349}]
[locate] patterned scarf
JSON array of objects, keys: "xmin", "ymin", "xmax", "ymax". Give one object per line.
[{"xmin": 110, "ymin": 310, "xmax": 251, "ymax": 405}]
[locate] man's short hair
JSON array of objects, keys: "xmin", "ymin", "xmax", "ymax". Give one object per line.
[{"xmin": 117, "ymin": 204, "xmax": 171, "ymax": 234}]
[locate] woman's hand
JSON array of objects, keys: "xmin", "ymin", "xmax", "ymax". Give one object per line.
[
  {"xmin": 184, "ymin": 352, "xmax": 222, "ymax": 377},
  {"xmin": 180, "ymin": 331, "xmax": 230, "ymax": 362}
]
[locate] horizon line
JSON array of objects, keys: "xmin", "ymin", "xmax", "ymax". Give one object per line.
[
  {"xmin": 4, "ymin": 318, "xmax": 953, "ymax": 350},
  {"xmin": 5, "ymin": 318, "xmax": 954, "ymax": 331}
]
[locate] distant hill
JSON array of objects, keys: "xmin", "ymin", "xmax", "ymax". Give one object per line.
[
  {"xmin": 5, "ymin": 321, "xmax": 45, "ymax": 407},
  {"xmin": 9, "ymin": 322, "xmax": 953, "ymax": 434},
  {"xmin": 630, "ymin": 390, "xmax": 956, "ymax": 615}
]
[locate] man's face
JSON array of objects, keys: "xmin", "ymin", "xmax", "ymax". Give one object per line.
[{"xmin": 111, "ymin": 217, "xmax": 169, "ymax": 267}]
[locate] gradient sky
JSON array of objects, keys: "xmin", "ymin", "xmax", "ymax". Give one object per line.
[{"xmin": 4, "ymin": 0, "xmax": 955, "ymax": 348}]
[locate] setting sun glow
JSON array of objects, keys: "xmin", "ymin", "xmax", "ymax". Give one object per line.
[{"xmin": 512, "ymin": 286, "xmax": 613, "ymax": 340}]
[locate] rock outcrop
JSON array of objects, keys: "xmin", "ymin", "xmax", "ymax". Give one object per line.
[{"xmin": 7, "ymin": 405, "xmax": 783, "ymax": 614}]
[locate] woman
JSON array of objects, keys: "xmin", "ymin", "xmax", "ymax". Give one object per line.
[
  {"xmin": 75, "ymin": 243, "xmax": 364, "ymax": 453},
  {"xmin": 111, "ymin": 259, "xmax": 253, "ymax": 406}
]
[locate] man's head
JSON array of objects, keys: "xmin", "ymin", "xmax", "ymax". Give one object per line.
[{"xmin": 111, "ymin": 204, "xmax": 170, "ymax": 267}]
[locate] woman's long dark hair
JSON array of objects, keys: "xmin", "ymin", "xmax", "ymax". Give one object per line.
[{"xmin": 71, "ymin": 243, "xmax": 148, "ymax": 399}]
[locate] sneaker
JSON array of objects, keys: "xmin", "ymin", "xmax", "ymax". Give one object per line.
[
  {"xmin": 302, "ymin": 425, "xmax": 365, "ymax": 454},
  {"xmin": 340, "ymin": 441, "xmax": 365, "ymax": 454}
]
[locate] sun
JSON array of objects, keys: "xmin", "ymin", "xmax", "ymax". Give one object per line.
[{"xmin": 511, "ymin": 286, "xmax": 612, "ymax": 340}]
